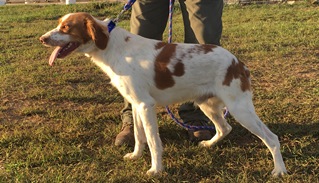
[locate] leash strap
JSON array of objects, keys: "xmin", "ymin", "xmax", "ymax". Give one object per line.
[
  {"xmin": 168, "ymin": 0, "xmax": 174, "ymax": 43},
  {"xmin": 165, "ymin": 106, "xmax": 217, "ymax": 131},
  {"xmin": 108, "ymin": 0, "xmax": 136, "ymax": 32}
]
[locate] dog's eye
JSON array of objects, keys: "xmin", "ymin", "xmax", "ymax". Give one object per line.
[{"xmin": 60, "ymin": 24, "xmax": 69, "ymax": 32}]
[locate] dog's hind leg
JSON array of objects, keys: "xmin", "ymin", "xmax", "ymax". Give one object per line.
[
  {"xmin": 196, "ymin": 97, "xmax": 232, "ymax": 147},
  {"xmin": 222, "ymin": 93, "xmax": 287, "ymax": 176},
  {"xmin": 124, "ymin": 105, "xmax": 146, "ymax": 160}
]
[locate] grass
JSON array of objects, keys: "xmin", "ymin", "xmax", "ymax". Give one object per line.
[{"xmin": 0, "ymin": 2, "xmax": 318, "ymax": 182}]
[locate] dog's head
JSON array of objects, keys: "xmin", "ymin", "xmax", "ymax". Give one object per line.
[{"xmin": 39, "ymin": 12, "xmax": 109, "ymax": 66}]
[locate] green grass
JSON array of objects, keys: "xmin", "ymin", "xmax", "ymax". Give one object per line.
[{"xmin": 1, "ymin": 2, "xmax": 319, "ymax": 182}]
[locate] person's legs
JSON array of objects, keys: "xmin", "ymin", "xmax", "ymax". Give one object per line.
[
  {"xmin": 179, "ymin": 0, "xmax": 223, "ymax": 45},
  {"xmin": 115, "ymin": 0, "xmax": 169, "ymax": 146},
  {"xmin": 130, "ymin": 0, "xmax": 169, "ymax": 40}
]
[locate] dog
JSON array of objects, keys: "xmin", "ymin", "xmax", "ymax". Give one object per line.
[{"xmin": 39, "ymin": 12, "xmax": 287, "ymax": 176}]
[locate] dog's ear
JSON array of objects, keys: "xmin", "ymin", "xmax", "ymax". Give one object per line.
[{"xmin": 86, "ymin": 18, "xmax": 108, "ymax": 50}]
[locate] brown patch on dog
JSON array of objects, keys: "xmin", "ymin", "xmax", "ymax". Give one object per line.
[
  {"xmin": 125, "ymin": 36, "xmax": 131, "ymax": 42},
  {"xmin": 189, "ymin": 45, "xmax": 217, "ymax": 54},
  {"xmin": 223, "ymin": 59, "xmax": 251, "ymax": 91},
  {"xmin": 183, "ymin": 45, "xmax": 217, "ymax": 60},
  {"xmin": 154, "ymin": 44, "xmax": 185, "ymax": 90},
  {"xmin": 199, "ymin": 44, "xmax": 217, "ymax": 54},
  {"xmin": 155, "ymin": 42, "xmax": 167, "ymax": 50},
  {"xmin": 173, "ymin": 62, "xmax": 185, "ymax": 76},
  {"xmin": 154, "ymin": 44, "xmax": 177, "ymax": 89},
  {"xmin": 187, "ymin": 46, "xmax": 199, "ymax": 55}
]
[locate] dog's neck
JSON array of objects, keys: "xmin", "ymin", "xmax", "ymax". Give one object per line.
[{"xmin": 82, "ymin": 20, "xmax": 163, "ymax": 81}]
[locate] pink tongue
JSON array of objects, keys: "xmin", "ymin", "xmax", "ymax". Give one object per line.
[{"xmin": 49, "ymin": 46, "xmax": 62, "ymax": 66}]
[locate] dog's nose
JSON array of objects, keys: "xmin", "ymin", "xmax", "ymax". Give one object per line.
[{"xmin": 39, "ymin": 36, "xmax": 48, "ymax": 44}]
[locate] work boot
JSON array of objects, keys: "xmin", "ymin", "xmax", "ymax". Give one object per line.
[
  {"xmin": 184, "ymin": 120, "xmax": 214, "ymax": 142},
  {"xmin": 178, "ymin": 102, "xmax": 215, "ymax": 142},
  {"xmin": 115, "ymin": 113, "xmax": 135, "ymax": 147}
]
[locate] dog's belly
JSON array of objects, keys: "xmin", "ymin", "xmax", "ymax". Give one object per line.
[{"xmin": 150, "ymin": 86, "xmax": 214, "ymax": 106}]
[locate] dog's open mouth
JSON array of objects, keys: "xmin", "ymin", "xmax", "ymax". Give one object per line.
[{"xmin": 49, "ymin": 42, "xmax": 80, "ymax": 66}]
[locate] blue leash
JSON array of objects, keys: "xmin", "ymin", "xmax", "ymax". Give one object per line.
[
  {"xmin": 168, "ymin": 0, "xmax": 174, "ymax": 44},
  {"xmin": 111, "ymin": 0, "xmax": 228, "ymax": 131}
]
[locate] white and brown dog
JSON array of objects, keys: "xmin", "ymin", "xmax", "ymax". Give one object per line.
[{"xmin": 40, "ymin": 12, "xmax": 287, "ymax": 176}]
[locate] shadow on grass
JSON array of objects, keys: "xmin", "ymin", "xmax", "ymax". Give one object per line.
[
  {"xmin": 158, "ymin": 116, "xmax": 318, "ymax": 146},
  {"xmin": 158, "ymin": 117, "xmax": 319, "ymax": 165}
]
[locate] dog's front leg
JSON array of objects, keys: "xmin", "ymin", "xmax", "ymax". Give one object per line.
[
  {"xmin": 137, "ymin": 102, "xmax": 163, "ymax": 175},
  {"xmin": 124, "ymin": 106, "xmax": 146, "ymax": 160}
]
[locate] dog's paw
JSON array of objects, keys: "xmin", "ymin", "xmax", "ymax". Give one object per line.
[
  {"xmin": 271, "ymin": 167, "xmax": 287, "ymax": 177},
  {"xmin": 199, "ymin": 140, "xmax": 213, "ymax": 148},
  {"xmin": 146, "ymin": 168, "xmax": 162, "ymax": 176},
  {"xmin": 123, "ymin": 152, "xmax": 140, "ymax": 160}
]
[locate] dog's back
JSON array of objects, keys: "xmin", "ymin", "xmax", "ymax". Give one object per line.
[{"xmin": 90, "ymin": 27, "xmax": 249, "ymax": 107}]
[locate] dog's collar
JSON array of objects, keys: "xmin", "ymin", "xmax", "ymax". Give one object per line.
[{"xmin": 107, "ymin": 20, "xmax": 116, "ymax": 33}]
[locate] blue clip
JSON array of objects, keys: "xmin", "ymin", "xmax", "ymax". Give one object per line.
[{"xmin": 108, "ymin": 20, "xmax": 116, "ymax": 33}]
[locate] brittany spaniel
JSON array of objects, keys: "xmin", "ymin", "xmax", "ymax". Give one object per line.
[{"xmin": 39, "ymin": 12, "xmax": 287, "ymax": 176}]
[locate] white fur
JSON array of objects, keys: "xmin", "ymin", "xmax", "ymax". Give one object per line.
[{"xmin": 40, "ymin": 13, "xmax": 287, "ymax": 176}]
